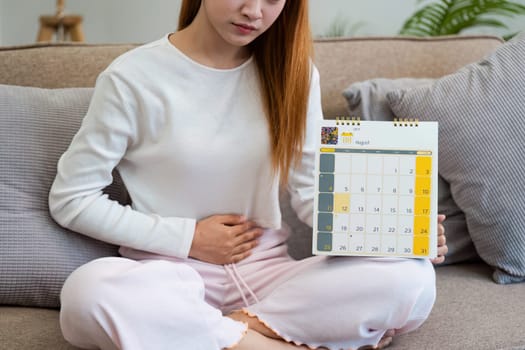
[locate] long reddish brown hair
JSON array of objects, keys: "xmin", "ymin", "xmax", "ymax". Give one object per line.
[{"xmin": 178, "ymin": 0, "xmax": 313, "ymax": 184}]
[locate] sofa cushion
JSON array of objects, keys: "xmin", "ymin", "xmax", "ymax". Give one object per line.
[
  {"xmin": 387, "ymin": 33, "xmax": 525, "ymax": 284},
  {"xmin": 312, "ymin": 36, "xmax": 503, "ymax": 117},
  {"xmin": 390, "ymin": 263, "xmax": 525, "ymax": 350},
  {"xmin": 0, "ymin": 37, "xmax": 503, "ymax": 118},
  {"xmin": 0, "ymin": 85, "xmax": 124, "ymax": 308}
]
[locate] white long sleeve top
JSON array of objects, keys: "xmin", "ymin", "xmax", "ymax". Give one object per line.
[{"xmin": 49, "ymin": 34, "xmax": 323, "ymax": 259}]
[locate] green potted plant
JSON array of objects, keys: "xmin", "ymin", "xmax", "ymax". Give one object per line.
[{"xmin": 399, "ymin": 0, "xmax": 525, "ymax": 39}]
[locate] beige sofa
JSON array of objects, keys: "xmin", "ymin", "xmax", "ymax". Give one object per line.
[{"xmin": 1, "ymin": 36, "xmax": 524, "ymax": 350}]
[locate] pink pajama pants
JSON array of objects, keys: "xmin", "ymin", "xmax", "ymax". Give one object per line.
[{"xmin": 59, "ymin": 228, "xmax": 436, "ymax": 350}]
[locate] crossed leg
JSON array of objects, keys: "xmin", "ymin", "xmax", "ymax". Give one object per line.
[
  {"xmin": 225, "ymin": 256, "xmax": 435, "ymax": 350},
  {"xmin": 227, "ymin": 311, "xmax": 395, "ymax": 350}
]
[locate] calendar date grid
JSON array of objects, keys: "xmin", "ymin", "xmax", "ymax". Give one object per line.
[{"xmin": 315, "ymin": 148, "xmax": 432, "ymax": 257}]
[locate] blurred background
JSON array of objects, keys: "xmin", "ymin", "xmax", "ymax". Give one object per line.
[{"xmin": 0, "ymin": 0, "xmax": 524, "ymax": 46}]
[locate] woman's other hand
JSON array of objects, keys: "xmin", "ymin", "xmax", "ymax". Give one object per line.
[{"xmin": 431, "ymin": 214, "xmax": 448, "ymax": 265}]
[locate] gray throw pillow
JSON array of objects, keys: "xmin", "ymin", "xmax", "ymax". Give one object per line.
[
  {"xmin": 387, "ymin": 33, "xmax": 525, "ymax": 284},
  {"xmin": 342, "ymin": 78, "xmax": 434, "ymax": 121},
  {"xmin": 0, "ymin": 85, "xmax": 126, "ymax": 307},
  {"xmin": 342, "ymin": 77, "xmax": 478, "ymax": 265}
]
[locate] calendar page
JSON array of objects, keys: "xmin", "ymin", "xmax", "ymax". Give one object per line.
[{"xmin": 313, "ymin": 118, "xmax": 438, "ymax": 259}]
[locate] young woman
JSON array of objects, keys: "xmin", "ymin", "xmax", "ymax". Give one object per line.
[{"xmin": 49, "ymin": 1, "xmax": 448, "ymax": 349}]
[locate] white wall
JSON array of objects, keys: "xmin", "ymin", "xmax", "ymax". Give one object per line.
[
  {"xmin": 0, "ymin": 0, "xmax": 524, "ymax": 46},
  {"xmin": 0, "ymin": 0, "xmax": 4, "ymax": 45},
  {"xmin": 310, "ymin": 0, "xmax": 418, "ymax": 37},
  {"xmin": 0, "ymin": 0, "xmax": 183, "ymax": 46}
]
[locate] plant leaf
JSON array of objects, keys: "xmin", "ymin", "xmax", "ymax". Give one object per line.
[
  {"xmin": 399, "ymin": 3, "xmax": 450, "ymax": 36},
  {"xmin": 470, "ymin": 18, "xmax": 508, "ymax": 29},
  {"xmin": 399, "ymin": 0, "xmax": 525, "ymax": 36}
]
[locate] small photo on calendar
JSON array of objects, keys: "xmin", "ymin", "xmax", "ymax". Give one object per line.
[{"xmin": 313, "ymin": 118, "xmax": 439, "ymax": 259}]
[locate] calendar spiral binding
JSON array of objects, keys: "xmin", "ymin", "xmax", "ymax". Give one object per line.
[
  {"xmin": 335, "ymin": 117, "xmax": 420, "ymax": 127},
  {"xmin": 393, "ymin": 118, "xmax": 419, "ymax": 127},
  {"xmin": 335, "ymin": 116, "xmax": 361, "ymax": 126}
]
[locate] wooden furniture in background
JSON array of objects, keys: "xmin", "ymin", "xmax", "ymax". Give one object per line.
[{"xmin": 36, "ymin": 0, "xmax": 84, "ymax": 42}]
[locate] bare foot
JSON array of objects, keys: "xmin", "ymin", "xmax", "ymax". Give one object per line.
[
  {"xmin": 228, "ymin": 311, "xmax": 327, "ymax": 349},
  {"xmin": 228, "ymin": 310, "xmax": 280, "ymax": 339},
  {"xmin": 232, "ymin": 329, "xmax": 314, "ymax": 349},
  {"xmin": 358, "ymin": 329, "xmax": 395, "ymax": 350},
  {"xmin": 228, "ymin": 311, "xmax": 394, "ymax": 350}
]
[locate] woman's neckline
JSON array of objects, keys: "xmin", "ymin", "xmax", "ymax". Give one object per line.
[{"xmin": 164, "ymin": 33, "xmax": 254, "ymax": 73}]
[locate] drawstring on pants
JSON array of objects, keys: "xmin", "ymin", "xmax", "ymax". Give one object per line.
[{"xmin": 224, "ymin": 263, "xmax": 259, "ymax": 307}]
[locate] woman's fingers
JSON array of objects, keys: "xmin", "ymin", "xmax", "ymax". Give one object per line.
[
  {"xmin": 229, "ymin": 227, "xmax": 262, "ymax": 263},
  {"xmin": 232, "ymin": 240, "xmax": 259, "ymax": 256},
  {"xmin": 438, "ymin": 233, "xmax": 446, "ymax": 247},
  {"xmin": 438, "ymin": 243, "xmax": 448, "ymax": 257},
  {"xmin": 431, "ymin": 255, "xmax": 446, "ymax": 265}
]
